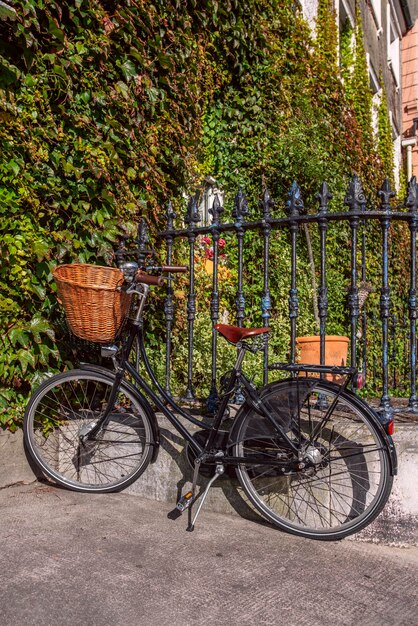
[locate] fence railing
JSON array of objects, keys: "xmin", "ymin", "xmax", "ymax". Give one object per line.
[{"xmin": 148, "ymin": 175, "xmax": 418, "ymax": 419}]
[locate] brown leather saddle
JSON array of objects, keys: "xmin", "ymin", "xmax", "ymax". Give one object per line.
[{"xmin": 214, "ymin": 324, "xmax": 270, "ymax": 344}]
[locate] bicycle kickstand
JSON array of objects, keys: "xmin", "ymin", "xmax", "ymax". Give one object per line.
[{"xmin": 186, "ymin": 461, "xmax": 225, "ymax": 532}]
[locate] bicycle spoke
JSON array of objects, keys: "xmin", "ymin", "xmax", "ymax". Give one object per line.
[
  {"xmin": 235, "ymin": 378, "xmax": 391, "ymax": 538},
  {"xmin": 25, "ymin": 372, "xmax": 153, "ymax": 491}
]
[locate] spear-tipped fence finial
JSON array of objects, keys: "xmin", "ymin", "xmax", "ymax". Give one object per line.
[
  {"xmin": 137, "ymin": 218, "xmax": 152, "ymax": 263},
  {"xmin": 378, "ymin": 178, "xmax": 395, "ymax": 212},
  {"xmin": 285, "ymin": 181, "xmax": 304, "ymax": 217},
  {"xmin": 232, "ymin": 188, "xmax": 249, "ymax": 226},
  {"xmin": 260, "ymin": 187, "xmax": 273, "ymax": 221},
  {"xmin": 209, "ymin": 194, "xmax": 224, "ymax": 227},
  {"xmin": 344, "ymin": 175, "xmax": 366, "ymax": 212},
  {"xmin": 406, "ymin": 176, "xmax": 418, "ymax": 212},
  {"xmin": 167, "ymin": 201, "xmax": 176, "ymax": 230},
  {"xmin": 185, "ymin": 195, "xmax": 201, "ymax": 226},
  {"xmin": 316, "ymin": 181, "xmax": 332, "ymax": 214}
]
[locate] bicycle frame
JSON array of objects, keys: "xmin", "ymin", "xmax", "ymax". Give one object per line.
[
  {"xmin": 84, "ymin": 284, "xmax": 307, "ymax": 467},
  {"xmin": 131, "ymin": 326, "xmax": 308, "ymax": 458},
  {"xmin": 85, "ymin": 280, "xmax": 370, "ymax": 475},
  {"xmin": 99, "ymin": 324, "xmax": 270, "ymax": 462}
]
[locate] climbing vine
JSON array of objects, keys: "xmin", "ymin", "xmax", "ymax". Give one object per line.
[
  {"xmin": 0, "ymin": 0, "xmax": 400, "ymax": 426},
  {"xmin": 340, "ymin": 17, "xmax": 354, "ymax": 87},
  {"xmin": 315, "ymin": 0, "xmax": 338, "ymax": 72},
  {"xmin": 349, "ymin": 3, "xmax": 374, "ymax": 150},
  {"xmin": 377, "ymin": 84, "xmax": 395, "ymax": 186}
]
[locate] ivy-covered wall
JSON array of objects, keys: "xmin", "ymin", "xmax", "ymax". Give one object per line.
[{"xmin": 0, "ymin": 1, "xmax": 392, "ymax": 427}]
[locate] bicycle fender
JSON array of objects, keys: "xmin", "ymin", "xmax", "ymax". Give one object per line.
[
  {"xmin": 79, "ymin": 363, "xmax": 160, "ymax": 463},
  {"xmin": 228, "ymin": 401, "xmax": 252, "ymax": 447},
  {"xmin": 328, "ymin": 383, "xmax": 398, "ymax": 476},
  {"xmin": 362, "ymin": 403, "xmax": 398, "ymax": 475}
]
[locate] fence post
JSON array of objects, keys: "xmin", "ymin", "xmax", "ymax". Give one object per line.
[
  {"xmin": 378, "ymin": 178, "xmax": 395, "ymax": 415},
  {"xmin": 232, "ymin": 189, "xmax": 248, "ymax": 403},
  {"xmin": 344, "ymin": 175, "xmax": 364, "ymax": 370},
  {"xmin": 406, "ymin": 176, "xmax": 418, "ymax": 411},
  {"xmin": 207, "ymin": 195, "xmax": 224, "ymax": 413},
  {"xmin": 164, "ymin": 202, "xmax": 176, "ymax": 395},
  {"xmin": 316, "ymin": 182, "xmax": 332, "ymax": 367},
  {"xmin": 233, "ymin": 189, "xmax": 248, "ymax": 327},
  {"xmin": 184, "ymin": 196, "xmax": 200, "ymax": 400},
  {"xmin": 285, "ymin": 181, "xmax": 304, "ymax": 364},
  {"xmin": 260, "ymin": 188, "xmax": 273, "ymax": 383}
]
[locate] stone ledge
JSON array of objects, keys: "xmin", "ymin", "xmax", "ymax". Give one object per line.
[
  {"xmin": 0, "ymin": 429, "xmax": 37, "ymax": 490},
  {"xmin": 2, "ymin": 420, "xmax": 417, "ymax": 546}
]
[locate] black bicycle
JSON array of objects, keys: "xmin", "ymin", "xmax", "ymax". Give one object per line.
[{"xmin": 23, "ymin": 255, "xmax": 397, "ymax": 540}]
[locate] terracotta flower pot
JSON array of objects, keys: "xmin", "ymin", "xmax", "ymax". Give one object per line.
[
  {"xmin": 204, "ymin": 258, "xmax": 214, "ymax": 275},
  {"xmin": 296, "ymin": 335, "xmax": 350, "ymax": 381}
]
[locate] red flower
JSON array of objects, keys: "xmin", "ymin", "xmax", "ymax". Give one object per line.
[
  {"xmin": 201, "ymin": 236, "xmax": 211, "ymax": 246},
  {"xmin": 218, "ymin": 238, "xmax": 226, "ymax": 249}
]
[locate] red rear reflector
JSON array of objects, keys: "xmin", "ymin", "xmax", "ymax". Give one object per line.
[
  {"xmin": 386, "ymin": 420, "xmax": 395, "ymax": 436},
  {"xmin": 354, "ymin": 372, "xmax": 366, "ymax": 389}
]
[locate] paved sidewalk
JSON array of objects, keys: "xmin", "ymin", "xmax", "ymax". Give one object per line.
[{"xmin": 1, "ymin": 483, "xmax": 417, "ymax": 626}]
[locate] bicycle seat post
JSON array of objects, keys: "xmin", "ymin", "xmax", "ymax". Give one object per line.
[{"xmin": 203, "ymin": 343, "xmax": 246, "ymax": 454}]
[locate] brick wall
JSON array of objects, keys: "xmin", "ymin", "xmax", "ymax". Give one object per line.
[{"xmin": 402, "ymin": 19, "xmax": 418, "ymax": 176}]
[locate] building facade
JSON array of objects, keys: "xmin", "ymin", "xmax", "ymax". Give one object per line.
[
  {"xmin": 402, "ymin": 2, "xmax": 418, "ymax": 179},
  {"xmin": 300, "ymin": 0, "xmax": 415, "ymax": 185}
]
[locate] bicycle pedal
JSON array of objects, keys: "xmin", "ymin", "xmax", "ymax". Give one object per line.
[{"xmin": 176, "ymin": 491, "xmax": 193, "ymax": 512}]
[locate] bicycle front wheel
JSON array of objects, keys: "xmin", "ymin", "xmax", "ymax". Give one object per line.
[
  {"xmin": 232, "ymin": 378, "xmax": 393, "ymax": 540},
  {"xmin": 24, "ymin": 369, "xmax": 154, "ymax": 493}
]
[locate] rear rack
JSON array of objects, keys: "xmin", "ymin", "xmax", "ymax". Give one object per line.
[{"xmin": 268, "ymin": 362, "xmax": 357, "ymax": 376}]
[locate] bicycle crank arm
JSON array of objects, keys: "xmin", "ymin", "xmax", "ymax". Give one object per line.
[{"xmin": 176, "ymin": 491, "xmax": 194, "ymax": 512}]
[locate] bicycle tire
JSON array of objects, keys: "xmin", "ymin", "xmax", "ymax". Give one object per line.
[
  {"xmin": 231, "ymin": 378, "xmax": 393, "ymax": 540},
  {"xmin": 24, "ymin": 369, "xmax": 154, "ymax": 493}
]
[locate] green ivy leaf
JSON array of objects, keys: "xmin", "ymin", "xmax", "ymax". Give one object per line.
[
  {"xmin": 16, "ymin": 349, "xmax": 36, "ymax": 375},
  {"xmin": 9, "ymin": 328, "xmax": 29, "ymax": 348}
]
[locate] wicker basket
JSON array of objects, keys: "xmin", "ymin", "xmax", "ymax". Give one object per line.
[{"xmin": 53, "ymin": 264, "xmax": 131, "ymax": 343}]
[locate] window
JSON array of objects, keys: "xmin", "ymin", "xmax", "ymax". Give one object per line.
[
  {"xmin": 338, "ymin": 0, "xmax": 354, "ymax": 30},
  {"xmin": 370, "ymin": 0, "xmax": 382, "ymax": 34},
  {"xmin": 338, "ymin": 0, "xmax": 354, "ymax": 74},
  {"xmin": 390, "ymin": 113, "xmax": 401, "ymax": 189},
  {"xmin": 368, "ymin": 56, "xmax": 381, "ymax": 135},
  {"xmin": 387, "ymin": 5, "xmax": 400, "ymax": 89},
  {"xmin": 368, "ymin": 56, "xmax": 380, "ymax": 95},
  {"xmin": 298, "ymin": 0, "xmax": 318, "ymax": 31}
]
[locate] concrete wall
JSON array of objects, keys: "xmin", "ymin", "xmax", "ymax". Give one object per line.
[{"xmin": 300, "ymin": 0, "xmax": 318, "ymax": 31}]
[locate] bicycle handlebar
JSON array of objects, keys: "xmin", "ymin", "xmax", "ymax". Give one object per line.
[
  {"xmin": 135, "ymin": 271, "xmax": 164, "ymax": 286},
  {"xmin": 133, "ymin": 264, "xmax": 188, "ymax": 287},
  {"xmin": 160, "ymin": 265, "xmax": 188, "ymax": 273},
  {"xmin": 142, "ymin": 265, "xmax": 188, "ymax": 274}
]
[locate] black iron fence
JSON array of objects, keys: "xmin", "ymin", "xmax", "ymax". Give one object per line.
[{"xmin": 148, "ymin": 175, "xmax": 418, "ymax": 419}]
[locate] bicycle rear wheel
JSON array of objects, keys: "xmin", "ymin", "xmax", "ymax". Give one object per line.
[
  {"xmin": 232, "ymin": 378, "xmax": 393, "ymax": 540},
  {"xmin": 24, "ymin": 369, "xmax": 154, "ymax": 492}
]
